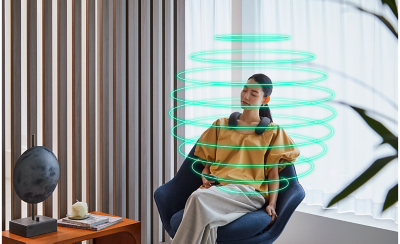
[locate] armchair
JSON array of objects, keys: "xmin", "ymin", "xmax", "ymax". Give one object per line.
[{"xmin": 154, "ymin": 142, "xmax": 305, "ymax": 243}]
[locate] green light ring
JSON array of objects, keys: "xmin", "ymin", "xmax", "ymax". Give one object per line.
[
  {"xmin": 214, "ymin": 34, "xmax": 291, "ymax": 42},
  {"xmin": 171, "ymin": 120, "xmax": 333, "ymax": 151},
  {"xmin": 190, "ymin": 157, "xmax": 313, "ymax": 195},
  {"xmin": 178, "ymin": 132, "xmax": 327, "ymax": 167},
  {"xmin": 171, "ymin": 120, "xmax": 333, "ymax": 149},
  {"xmin": 189, "ymin": 49, "xmax": 316, "ymax": 65},
  {"xmin": 178, "ymin": 131, "xmax": 326, "ymax": 169},
  {"xmin": 176, "ymin": 65, "xmax": 328, "ymax": 85},
  {"xmin": 190, "ymin": 158, "xmax": 293, "ymax": 196},
  {"xmin": 170, "ymin": 84, "xmax": 335, "ymax": 109},
  {"xmin": 169, "ymin": 101, "xmax": 335, "ymax": 149},
  {"xmin": 169, "ymin": 100, "xmax": 336, "ymax": 129}
]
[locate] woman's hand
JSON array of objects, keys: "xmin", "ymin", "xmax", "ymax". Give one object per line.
[
  {"xmin": 202, "ymin": 175, "xmax": 225, "ymax": 188},
  {"xmin": 266, "ymin": 204, "xmax": 278, "ymax": 223},
  {"xmin": 202, "ymin": 177, "xmax": 214, "ymax": 188}
]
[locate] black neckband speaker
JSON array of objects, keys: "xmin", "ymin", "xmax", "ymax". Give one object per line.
[{"xmin": 228, "ymin": 112, "xmax": 271, "ymax": 135}]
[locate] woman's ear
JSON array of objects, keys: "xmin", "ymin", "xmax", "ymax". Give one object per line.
[{"xmin": 263, "ymin": 96, "xmax": 270, "ymax": 105}]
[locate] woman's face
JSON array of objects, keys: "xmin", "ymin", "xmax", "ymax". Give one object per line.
[{"xmin": 240, "ymin": 78, "xmax": 265, "ymax": 109}]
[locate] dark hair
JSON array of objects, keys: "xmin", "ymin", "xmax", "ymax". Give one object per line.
[{"xmin": 247, "ymin": 73, "xmax": 273, "ymax": 122}]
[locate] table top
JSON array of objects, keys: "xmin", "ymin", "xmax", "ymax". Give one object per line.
[{"xmin": 2, "ymin": 211, "xmax": 140, "ymax": 244}]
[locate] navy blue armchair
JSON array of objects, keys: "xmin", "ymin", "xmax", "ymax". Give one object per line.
[{"xmin": 154, "ymin": 142, "xmax": 305, "ymax": 243}]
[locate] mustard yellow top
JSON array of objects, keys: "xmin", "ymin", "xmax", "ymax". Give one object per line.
[{"xmin": 194, "ymin": 117, "xmax": 300, "ymax": 203}]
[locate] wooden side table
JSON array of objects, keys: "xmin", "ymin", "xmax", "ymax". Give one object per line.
[{"xmin": 2, "ymin": 211, "xmax": 141, "ymax": 244}]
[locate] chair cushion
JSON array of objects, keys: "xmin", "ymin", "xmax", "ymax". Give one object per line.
[{"xmin": 170, "ymin": 208, "xmax": 270, "ymax": 242}]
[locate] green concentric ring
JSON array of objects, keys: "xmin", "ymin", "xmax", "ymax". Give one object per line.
[
  {"xmin": 171, "ymin": 84, "xmax": 335, "ymax": 109},
  {"xmin": 176, "ymin": 65, "xmax": 328, "ymax": 85},
  {"xmin": 214, "ymin": 34, "xmax": 291, "ymax": 42},
  {"xmin": 169, "ymin": 101, "xmax": 336, "ymax": 129},
  {"xmin": 189, "ymin": 49, "xmax": 316, "ymax": 65}
]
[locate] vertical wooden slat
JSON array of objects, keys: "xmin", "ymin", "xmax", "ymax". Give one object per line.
[
  {"xmin": 140, "ymin": 0, "xmax": 151, "ymax": 242},
  {"xmin": 57, "ymin": 0, "xmax": 68, "ymax": 220},
  {"xmin": 72, "ymin": 0, "xmax": 82, "ymax": 204},
  {"xmin": 152, "ymin": 0, "xmax": 163, "ymax": 242},
  {"xmin": 99, "ymin": 0, "xmax": 104, "ymax": 213},
  {"xmin": 126, "ymin": 0, "xmax": 140, "ymax": 221},
  {"xmin": 113, "ymin": 0, "xmax": 126, "ymax": 218},
  {"xmin": 149, "ymin": 0, "xmax": 153, "ymax": 239},
  {"xmin": 174, "ymin": 0, "xmax": 185, "ymax": 172},
  {"xmin": 11, "ymin": 0, "xmax": 22, "ymax": 221},
  {"xmin": 2, "ymin": 0, "xmax": 7, "ymax": 230},
  {"xmin": 86, "ymin": 0, "xmax": 96, "ymax": 213},
  {"xmin": 163, "ymin": 0, "xmax": 173, "ymax": 240},
  {"xmin": 100, "ymin": 0, "xmax": 113, "ymax": 214},
  {"xmin": 42, "ymin": 0, "xmax": 53, "ymax": 218},
  {"xmin": 27, "ymin": 0, "xmax": 38, "ymax": 218}
]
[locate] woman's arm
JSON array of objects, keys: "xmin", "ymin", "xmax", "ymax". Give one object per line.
[
  {"xmin": 267, "ymin": 166, "xmax": 279, "ymax": 207},
  {"xmin": 266, "ymin": 166, "xmax": 279, "ymax": 223},
  {"xmin": 202, "ymin": 164, "xmax": 211, "ymax": 175}
]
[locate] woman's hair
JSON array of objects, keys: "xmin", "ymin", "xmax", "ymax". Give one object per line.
[{"xmin": 247, "ymin": 73, "xmax": 273, "ymax": 122}]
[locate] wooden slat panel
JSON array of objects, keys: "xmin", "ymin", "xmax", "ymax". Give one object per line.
[
  {"xmin": 151, "ymin": 0, "xmax": 163, "ymax": 242},
  {"xmin": 42, "ymin": 0, "xmax": 53, "ymax": 218},
  {"xmin": 163, "ymin": 0, "xmax": 173, "ymax": 240},
  {"xmin": 174, "ymin": 0, "xmax": 185, "ymax": 172},
  {"xmin": 126, "ymin": 0, "xmax": 139, "ymax": 221},
  {"xmin": 100, "ymin": 0, "xmax": 113, "ymax": 214},
  {"xmin": 57, "ymin": 0, "xmax": 68, "ymax": 220},
  {"xmin": 72, "ymin": 0, "xmax": 82, "ymax": 204},
  {"xmin": 11, "ymin": 0, "xmax": 22, "ymax": 221},
  {"xmin": 2, "ymin": 0, "xmax": 6, "ymax": 231},
  {"xmin": 140, "ymin": 0, "xmax": 151, "ymax": 242},
  {"xmin": 27, "ymin": 0, "xmax": 38, "ymax": 218},
  {"xmin": 113, "ymin": 0, "xmax": 126, "ymax": 218},
  {"xmin": 86, "ymin": 0, "xmax": 96, "ymax": 213}
]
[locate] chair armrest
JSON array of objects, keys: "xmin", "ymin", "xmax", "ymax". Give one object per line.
[{"xmin": 261, "ymin": 181, "xmax": 305, "ymax": 240}]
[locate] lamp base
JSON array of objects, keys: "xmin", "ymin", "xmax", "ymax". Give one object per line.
[{"xmin": 9, "ymin": 215, "xmax": 57, "ymax": 237}]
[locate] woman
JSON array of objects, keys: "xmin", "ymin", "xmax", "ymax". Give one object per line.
[{"xmin": 171, "ymin": 73, "xmax": 300, "ymax": 244}]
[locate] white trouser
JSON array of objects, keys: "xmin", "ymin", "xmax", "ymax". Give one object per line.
[{"xmin": 171, "ymin": 184, "xmax": 266, "ymax": 244}]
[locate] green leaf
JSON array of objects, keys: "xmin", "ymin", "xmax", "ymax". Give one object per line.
[
  {"xmin": 382, "ymin": 0, "xmax": 398, "ymax": 19},
  {"xmin": 383, "ymin": 184, "xmax": 398, "ymax": 212},
  {"xmin": 355, "ymin": 6, "xmax": 398, "ymax": 38},
  {"xmin": 336, "ymin": 101, "xmax": 397, "ymax": 151},
  {"xmin": 327, "ymin": 155, "xmax": 397, "ymax": 208},
  {"xmin": 379, "ymin": 136, "xmax": 398, "ymax": 151}
]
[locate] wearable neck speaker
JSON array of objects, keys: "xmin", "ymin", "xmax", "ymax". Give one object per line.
[{"xmin": 228, "ymin": 112, "xmax": 271, "ymax": 135}]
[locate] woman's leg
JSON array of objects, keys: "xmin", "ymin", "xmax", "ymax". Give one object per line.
[{"xmin": 171, "ymin": 184, "xmax": 265, "ymax": 244}]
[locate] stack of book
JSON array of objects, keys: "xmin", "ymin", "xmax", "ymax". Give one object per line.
[{"xmin": 57, "ymin": 214, "xmax": 123, "ymax": 231}]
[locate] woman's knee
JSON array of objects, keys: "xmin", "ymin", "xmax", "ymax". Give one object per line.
[{"xmin": 190, "ymin": 188, "xmax": 212, "ymax": 201}]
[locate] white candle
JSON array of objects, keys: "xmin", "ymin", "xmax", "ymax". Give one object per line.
[{"xmin": 71, "ymin": 201, "xmax": 88, "ymax": 217}]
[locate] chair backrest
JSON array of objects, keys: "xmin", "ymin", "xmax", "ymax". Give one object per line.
[{"xmin": 172, "ymin": 141, "xmax": 204, "ymax": 193}]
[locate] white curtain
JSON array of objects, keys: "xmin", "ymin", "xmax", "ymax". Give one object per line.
[
  {"xmin": 255, "ymin": 0, "xmax": 398, "ymax": 225},
  {"xmin": 185, "ymin": 0, "xmax": 398, "ymax": 229},
  {"xmin": 184, "ymin": 0, "xmax": 232, "ymax": 154}
]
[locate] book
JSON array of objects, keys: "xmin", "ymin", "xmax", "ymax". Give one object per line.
[
  {"xmin": 58, "ymin": 215, "xmax": 123, "ymax": 231},
  {"xmin": 61, "ymin": 214, "xmax": 109, "ymax": 227}
]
